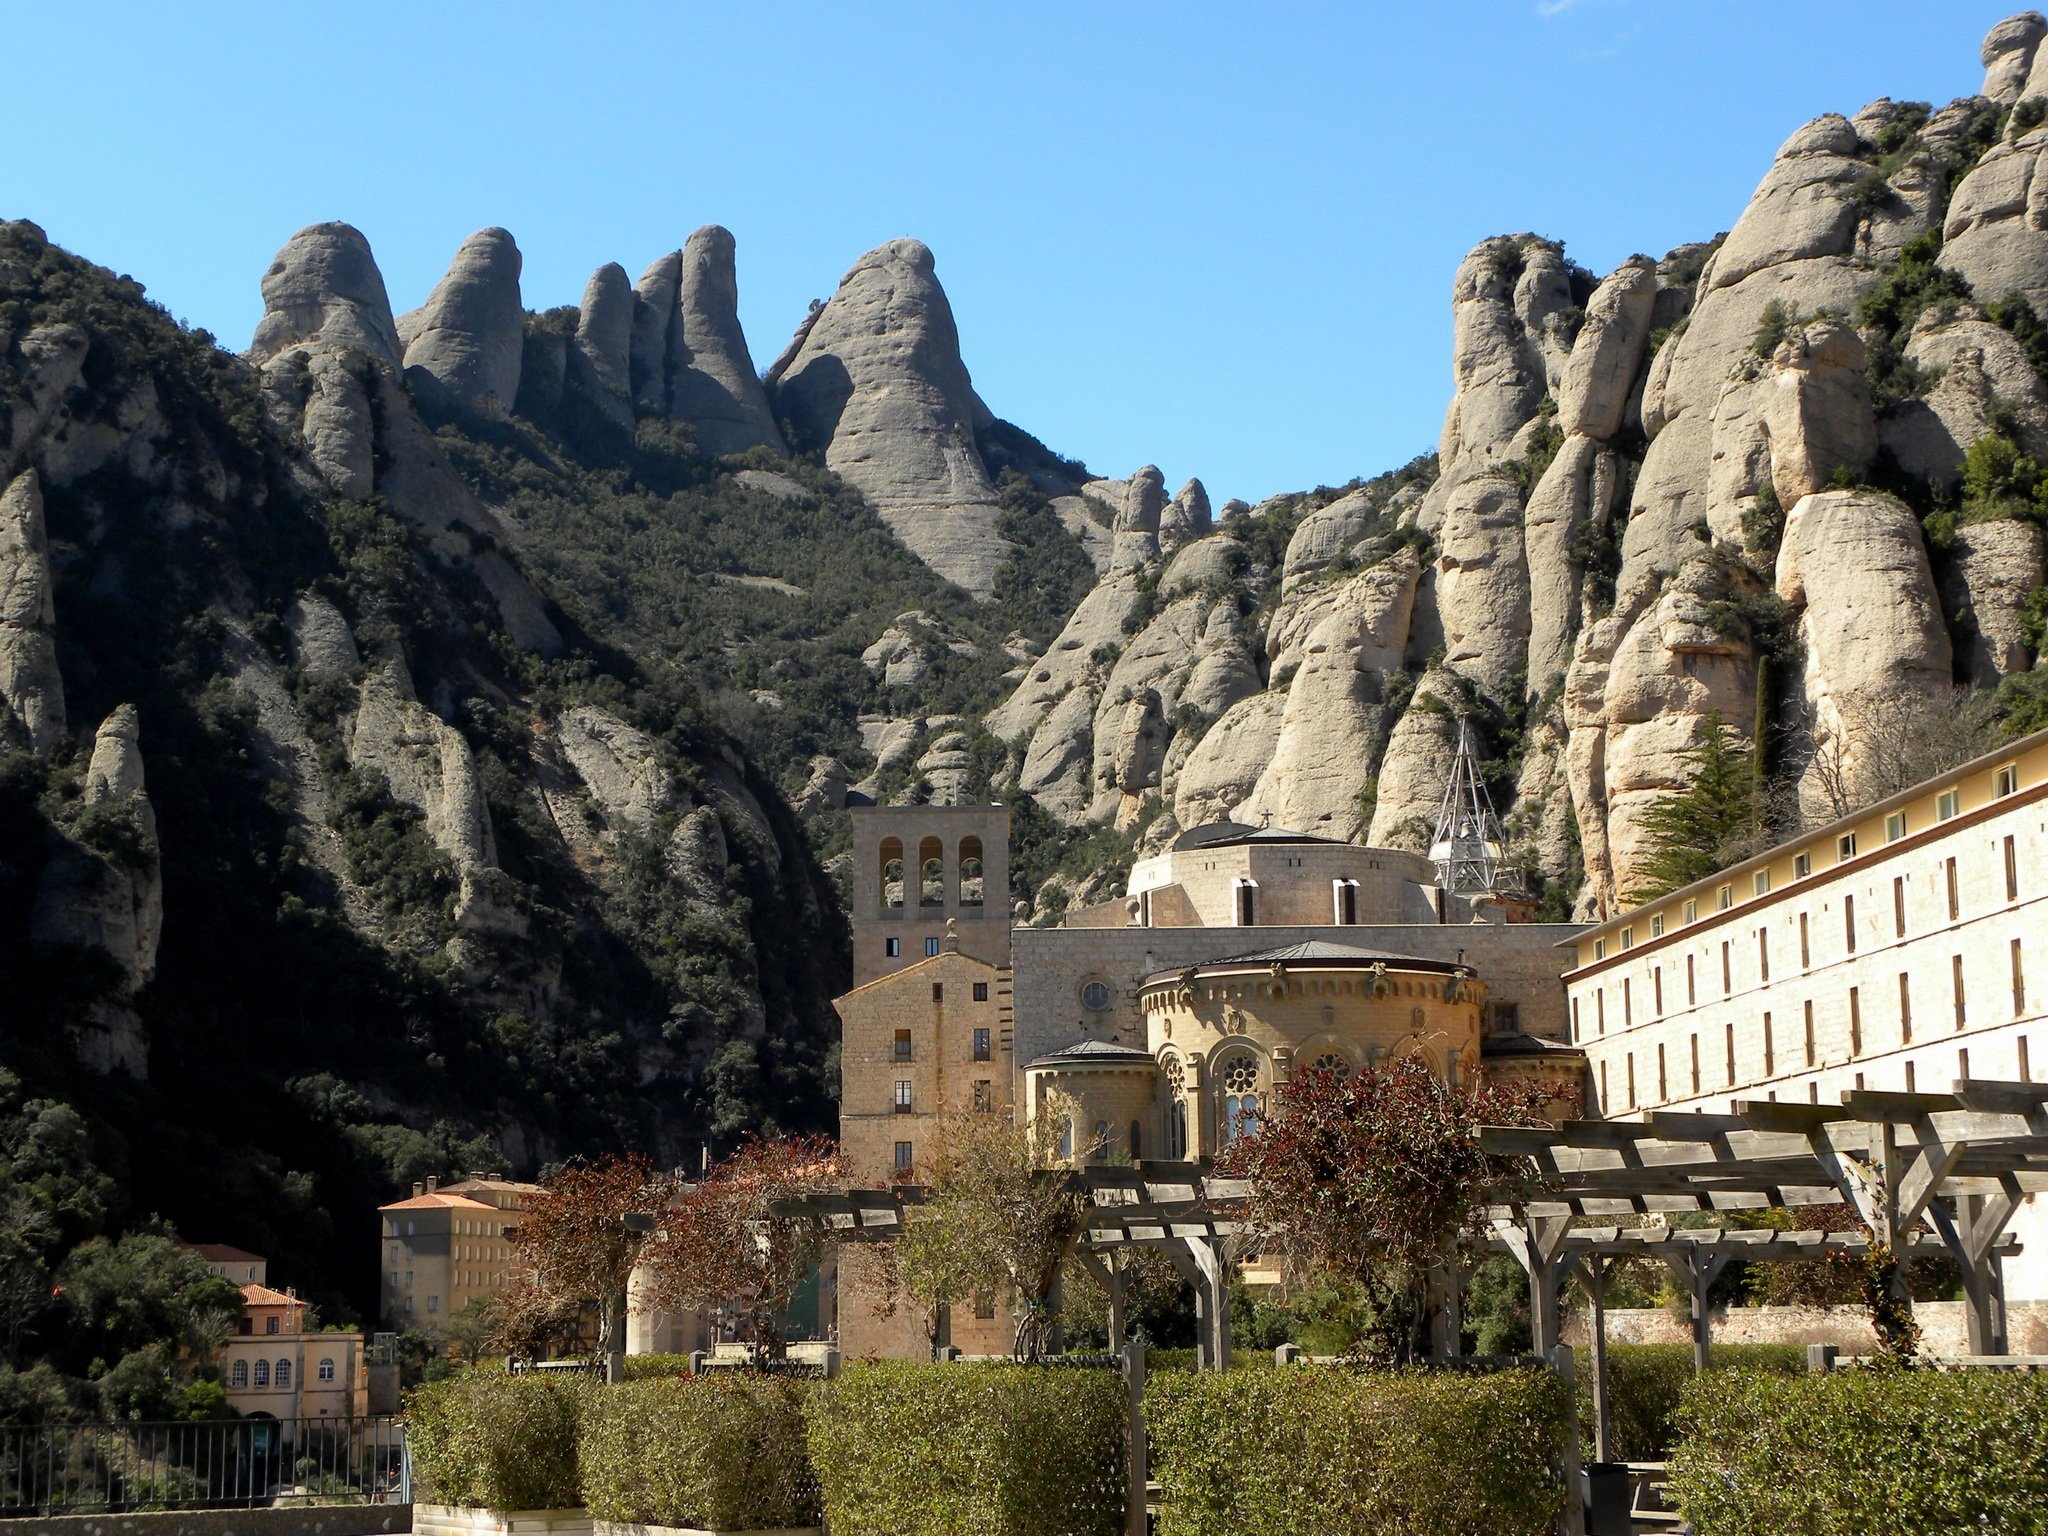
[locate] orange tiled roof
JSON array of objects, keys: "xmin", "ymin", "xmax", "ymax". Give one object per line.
[
  {"xmin": 378, "ymin": 1192, "xmax": 501, "ymax": 1212},
  {"xmin": 241, "ymin": 1283, "xmax": 301, "ymax": 1308}
]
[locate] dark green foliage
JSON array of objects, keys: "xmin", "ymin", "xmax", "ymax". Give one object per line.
[
  {"xmin": 1996, "ymin": 667, "xmax": 2048, "ymax": 734},
  {"xmin": 1146, "ymin": 1364, "xmax": 1568, "ymax": 1536},
  {"xmin": 807, "ymin": 1360, "xmax": 1128, "ymax": 1536},
  {"xmin": 1751, "ymin": 300, "xmax": 1801, "ymax": 358},
  {"xmin": 1669, "ymin": 1366, "xmax": 2048, "ymax": 1535},
  {"xmin": 1626, "ymin": 711, "xmax": 1765, "ymax": 902},
  {"xmin": 1575, "ymin": 1343, "xmax": 1804, "ymax": 1461},
  {"xmin": 406, "ymin": 1372, "xmax": 595, "ymax": 1510},
  {"xmin": 1738, "ymin": 481, "xmax": 1784, "ymax": 564},
  {"xmin": 2015, "ymin": 97, "xmax": 2048, "ymax": 137},
  {"xmin": 581, "ymin": 1376, "xmax": 821, "ymax": 1530},
  {"xmin": 1857, "ymin": 230, "xmax": 1973, "ymax": 409}
]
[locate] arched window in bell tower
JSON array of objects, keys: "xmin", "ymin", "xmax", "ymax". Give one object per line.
[
  {"xmin": 880, "ymin": 837, "xmax": 905, "ymax": 909},
  {"xmin": 918, "ymin": 837, "xmax": 944, "ymax": 907},
  {"xmin": 959, "ymin": 836, "xmax": 984, "ymax": 907}
]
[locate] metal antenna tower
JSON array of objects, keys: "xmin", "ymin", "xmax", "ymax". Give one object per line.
[{"xmin": 1429, "ymin": 715, "xmax": 1524, "ymax": 897}]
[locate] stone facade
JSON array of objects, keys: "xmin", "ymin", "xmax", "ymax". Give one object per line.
[{"xmin": 1565, "ymin": 727, "xmax": 2048, "ymax": 1300}]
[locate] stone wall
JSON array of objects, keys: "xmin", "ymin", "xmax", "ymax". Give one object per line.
[
  {"xmin": 10, "ymin": 1509, "xmax": 411, "ymax": 1536},
  {"xmin": 1563, "ymin": 1299, "xmax": 2048, "ymax": 1356}
]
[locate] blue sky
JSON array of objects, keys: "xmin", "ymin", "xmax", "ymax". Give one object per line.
[{"xmin": 0, "ymin": 1, "xmax": 2025, "ymax": 506}]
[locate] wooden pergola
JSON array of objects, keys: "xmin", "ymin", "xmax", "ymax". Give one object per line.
[{"xmin": 783, "ymin": 1079, "xmax": 2048, "ymax": 1401}]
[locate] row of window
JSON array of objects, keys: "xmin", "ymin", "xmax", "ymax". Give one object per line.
[
  {"xmin": 883, "ymin": 937, "xmax": 944, "ymax": 959},
  {"xmin": 891, "ymin": 1024, "xmax": 994, "ymax": 1062},
  {"xmin": 229, "ymin": 1357, "xmax": 338, "ymax": 1389},
  {"xmin": 1604, "ymin": 1033, "xmax": 2030, "ymax": 1112},
  {"xmin": 879, "ymin": 836, "xmax": 987, "ymax": 909},
  {"xmin": 1579, "ymin": 840, "xmax": 2026, "ymax": 1036},
  {"xmin": 1597, "ymin": 945, "xmax": 2033, "ymax": 1108},
  {"xmin": 1596, "ymin": 776, "xmax": 2025, "ymax": 962},
  {"xmin": 891, "ymin": 1075, "xmax": 998, "ymax": 1113}
]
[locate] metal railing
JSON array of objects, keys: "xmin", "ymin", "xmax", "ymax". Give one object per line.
[{"xmin": 0, "ymin": 1415, "xmax": 407, "ymax": 1515}]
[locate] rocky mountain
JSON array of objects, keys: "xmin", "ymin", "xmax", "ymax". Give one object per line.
[{"xmin": 10, "ymin": 9, "xmax": 2048, "ymax": 1322}]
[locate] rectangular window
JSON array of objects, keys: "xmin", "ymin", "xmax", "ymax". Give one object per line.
[
  {"xmin": 1894, "ymin": 877, "xmax": 1907, "ymax": 938},
  {"xmin": 1758, "ymin": 929, "xmax": 1770, "ymax": 983},
  {"xmin": 1654, "ymin": 966, "xmax": 1664, "ymax": 1015},
  {"xmin": 1804, "ymin": 1000, "xmax": 1816, "ymax": 1068},
  {"xmin": 1838, "ymin": 833, "xmax": 1857, "ymax": 861},
  {"xmin": 893, "ymin": 1029, "xmax": 912, "ymax": 1061},
  {"xmin": 893, "ymin": 1141, "xmax": 913, "ymax": 1173},
  {"xmin": 1622, "ymin": 978, "xmax": 1632, "ymax": 1027},
  {"xmin": 1571, "ymin": 997, "xmax": 1581, "ymax": 1039},
  {"xmin": 1718, "ymin": 884, "xmax": 1733, "ymax": 911},
  {"xmin": 1690, "ymin": 1033, "xmax": 1701, "ymax": 1094},
  {"xmin": 1596, "ymin": 989, "xmax": 1607, "ymax": 1034},
  {"xmin": 932, "ymin": 981, "xmax": 944, "ymax": 1002},
  {"xmin": 1946, "ymin": 858, "xmax": 1960, "ymax": 921},
  {"xmin": 1725, "ymin": 1022, "xmax": 1737, "ymax": 1087},
  {"xmin": 1722, "ymin": 942, "xmax": 1732, "ymax": 995},
  {"xmin": 972, "ymin": 1080, "xmax": 994, "ymax": 1113},
  {"xmin": 894, "ymin": 1080, "xmax": 913, "ymax": 1113},
  {"xmin": 1887, "ymin": 811, "xmax": 1907, "ymax": 842},
  {"xmin": 1600, "ymin": 1059, "xmax": 1609, "ymax": 1108},
  {"xmin": 925, "ymin": 937, "xmax": 941, "ymax": 957},
  {"xmin": 1657, "ymin": 1042, "xmax": 1668, "ymax": 1101},
  {"xmin": 1997, "ymin": 764, "xmax": 2020, "ymax": 797},
  {"xmin": 1684, "ymin": 899, "xmax": 1699, "ymax": 924},
  {"xmin": 1651, "ymin": 915, "xmax": 1665, "ymax": 939},
  {"xmin": 2023, "ymin": 1036, "xmax": 2033, "ymax": 1083},
  {"xmin": 1809, "ymin": 1082, "xmax": 1820, "ymax": 1104},
  {"xmin": 1900, "ymin": 972, "xmax": 1913, "ymax": 1044},
  {"xmin": 1754, "ymin": 870, "xmax": 1771, "ymax": 896},
  {"xmin": 974, "ymin": 1292, "xmax": 996, "ymax": 1320},
  {"xmin": 1939, "ymin": 789, "xmax": 1961, "ymax": 822},
  {"xmin": 1800, "ymin": 912, "xmax": 1810, "ymax": 969},
  {"xmin": 1960, "ymin": 1047, "xmax": 1971, "ymax": 1081},
  {"xmin": 2006, "ymin": 836, "xmax": 2020, "ymax": 901},
  {"xmin": 2015, "ymin": 939, "xmax": 2028, "ymax": 1017},
  {"xmin": 1845, "ymin": 894, "xmax": 1857, "ymax": 954},
  {"xmin": 1906, "ymin": 1060, "xmax": 1918, "ymax": 1093},
  {"xmin": 1621, "ymin": 926, "xmax": 1635, "ymax": 952},
  {"xmin": 1626, "ymin": 1052, "xmax": 1636, "ymax": 1109},
  {"xmin": 886, "ymin": 937, "xmax": 901, "ymax": 958},
  {"xmin": 1850, "ymin": 986, "xmax": 1863, "ymax": 1055},
  {"xmin": 1763, "ymin": 1011, "xmax": 1775, "ymax": 1077},
  {"xmin": 1954, "ymin": 954, "xmax": 1967, "ymax": 1030},
  {"xmin": 1687, "ymin": 954, "xmax": 1697, "ymax": 1005},
  {"xmin": 1594, "ymin": 938, "xmax": 1606, "ymax": 962},
  {"xmin": 973, "ymin": 1027, "xmax": 991, "ymax": 1062},
  {"xmin": 973, "ymin": 981, "xmax": 989, "ymax": 1002},
  {"xmin": 1794, "ymin": 852, "xmax": 1812, "ymax": 878}
]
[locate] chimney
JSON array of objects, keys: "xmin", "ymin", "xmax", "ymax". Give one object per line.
[
  {"xmin": 412, "ymin": 1182, "xmax": 424, "ymax": 1198},
  {"xmin": 425, "ymin": 1175, "xmax": 439, "ymax": 1194}
]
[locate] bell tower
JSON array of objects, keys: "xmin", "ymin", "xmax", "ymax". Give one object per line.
[{"xmin": 848, "ymin": 802, "xmax": 1013, "ymax": 987}]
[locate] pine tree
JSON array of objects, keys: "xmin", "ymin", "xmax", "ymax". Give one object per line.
[{"xmin": 1625, "ymin": 711, "xmax": 1762, "ymax": 902}]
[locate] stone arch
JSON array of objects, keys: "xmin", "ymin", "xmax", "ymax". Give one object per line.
[
  {"xmin": 958, "ymin": 835, "xmax": 984, "ymax": 906},
  {"xmin": 879, "ymin": 836, "xmax": 904, "ymax": 909},
  {"xmin": 918, "ymin": 835, "xmax": 943, "ymax": 907}
]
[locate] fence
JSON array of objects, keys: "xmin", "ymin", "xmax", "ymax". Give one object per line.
[{"xmin": 0, "ymin": 1416, "xmax": 407, "ymax": 1516}]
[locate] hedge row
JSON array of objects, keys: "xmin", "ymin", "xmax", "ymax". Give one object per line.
[
  {"xmin": 1145, "ymin": 1365, "xmax": 1569, "ymax": 1536},
  {"xmin": 407, "ymin": 1372, "xmax": 595, "ymax": 1511},
  {"xmin": 807, "ymin": 1361, "xmax": 1129, "ymax": 1536},
  {"xmin": 1575, "ymin": 1343, "xmax": 1806, "ymax": 1460},
  {"xmin": 582, "ymin": 1377, "xmax": 820, "ymax": 1531},
  {"xmin": 1670, "ymin": 1366, "xmax": 2048, "ymax": 1536}
]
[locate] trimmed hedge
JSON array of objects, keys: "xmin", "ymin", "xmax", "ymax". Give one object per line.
[
  {"xmin": 1146, "ymin": 1365, "xmax": 1568, "ymax": 1536},
  {"xmin": 1670, "ymin": 1366, "xmax": 2048, "ymax": 1535},
  {"xmin": 1575, "ymin": 1343, "xmax": 1805, "ymax": 1459},
  {"xmin": 582, "ymin": 1376, "xmax": 821, "ymax": 1531},
  {"xmin": 806, "ymin": 1361, "xmax": 1127, "ymax": 1536},
  {"xmin": 406, "ymin": 1372, "xmax": 594, "ymax": 1510}
]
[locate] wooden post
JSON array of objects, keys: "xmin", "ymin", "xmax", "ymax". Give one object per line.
[
  {"xmin": 1551, "ymin": 1344, "xmax": 1586, "ymax": 1536},
  {"xmin": 1688, "ymin": 1256, "xmax": 1711, "ymax": 1375},
  {"xmin": 605, "ymin": 1288, "xmax": 627, "ymax": 1385},
  {"xmin": 1586, "ymin": 1258, "xmax": 1612, "ymax": 1465},
  {"xmin": 1121, "ymin": 1340, "xmax": 1147, "ymax": 1536}
]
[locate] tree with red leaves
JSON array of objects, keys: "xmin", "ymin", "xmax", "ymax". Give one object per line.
[
  {"xmin": 1216, "ymin": 1057, "xmax": 1551, "ymax": 1361},
  {"xmin": 498, "ymin": 1153, "xmax": 671, "ymax": 1361},
  {"xmin": 641, "ymin": 1134, "xmax": 842, "ymax": 1361}
]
